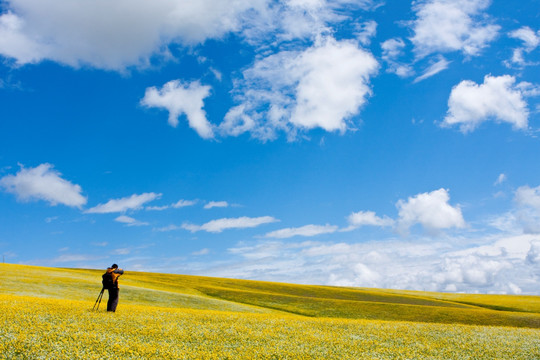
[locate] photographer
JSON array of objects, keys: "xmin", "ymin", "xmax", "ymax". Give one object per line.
[{"xmin": 103, "ymin": 264, "xmax": 124, "ymax": 312}]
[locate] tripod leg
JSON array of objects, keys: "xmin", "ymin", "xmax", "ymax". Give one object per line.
[
  {"xmin": 93, "ymin": 289, "xmax": 104, "ymax": 311},
  {"xmin": 92, "ymin": 292, "xmax": 99, "ymax": 310},
  {"xmin": 97, "ymin": 289, "xmax": 104, "ymax": 310}
]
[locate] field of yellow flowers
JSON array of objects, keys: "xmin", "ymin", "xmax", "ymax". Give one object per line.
[
  {"xmin": 1, "ymin": 264, "xmax": 540, "ymax": 359},
  {"xmin": 2, "ymin": 294, "xmax": 540, "ymax": 359}
]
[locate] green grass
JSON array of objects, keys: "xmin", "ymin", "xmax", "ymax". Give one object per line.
[{"xmin": 1, "ymin": 263, "xmax": 540, "ymax": 328}]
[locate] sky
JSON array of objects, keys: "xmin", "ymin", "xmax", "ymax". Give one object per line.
[{"xmin": 1, "ymin": 0, "xmax": 540, "ymax": 295}]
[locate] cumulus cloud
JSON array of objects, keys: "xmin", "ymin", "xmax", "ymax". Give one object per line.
[
  {"xmin": 514, "ymin": 185, "xmax": 540, "ymax": 233},
  {"xmin": 141, "ymin": 80, "xmax": 214, "ymax": 139},
  {"xmin": 222, "ymin": 36, "xmax": 378, "ymax": 140},
  {"xmin": 86, "ymin": 192, "xmax": 161, "ymax": 214},
  {"xmin": 0, "ymin": 0, "xmax": 380, "ymax": 71},
  {"xmin": 183, "ymin": 216, "xmax": 278, "ymax": 233},
  {"xmin": 443, "ymin": 75, "xmax": 531, "ymax": 132},
  {"xmin": 410, "ymin": 0, "xmax": 500, "ymax": 58},
  {"xmin": 431, "ymin": 234, "xmax": 540, "ymax": 293},
  {"xmin": 486, "ymin": 184, "xmax": 540, "ymax": 234},
  {"xmin": 345, "ymin": 211, "xmax": 394, "ymax": 229},
  {"xmin": 0, "ymin": 163, "xmax": 86, "ymax": 208},
  {"xmin": 0, "ymin": 11, "xmax": 46, "ymax": 64},
  {"xmin": 396, "ymin": 188, "xmax": 465, "ymax": 234},
  {"xmin": 527, "ymin": 241, "xmax": 540, "ymax": 265},
  {"xmin": 264, "ymin": 224, "xmax": 339, "ymax": 238},
  {"xmin": 204, "ymin": 201, "xmax": 229, "ymax": 209},
  {"xmin": 515, "ymin": 185, "xmax": 540, "ymax": 209},
  {"xmin": 0, "ymin": 0, "xmax": 265, "ymax": 70},
  {"xmin": 115, "ymin": 215, "xmax": 149, "ymax": 227},
  {"xmin": 432, "ymin": 254, "xmax": 511, "ymax": 292},
  {"xmin": 217, "ymin": 233, "xmax": 540, "ymax": 294}
]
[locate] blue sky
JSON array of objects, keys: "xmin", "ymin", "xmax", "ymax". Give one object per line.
[{"xmin": 1, "ymin": 0, "xmax": 540, "ymax": 294}]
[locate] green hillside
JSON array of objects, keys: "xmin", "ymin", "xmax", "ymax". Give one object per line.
[{"xmin": 1, "ymin": 263, "xmax": 540, "ymax": 328}]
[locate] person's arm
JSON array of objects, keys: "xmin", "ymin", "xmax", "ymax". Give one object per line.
[{"xmin": 114, "ymin": 268, "xmax": 124, "ymax": 275}]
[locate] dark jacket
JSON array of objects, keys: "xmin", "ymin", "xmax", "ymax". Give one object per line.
[{"xmin": 106, "ymin": 267, "xmax": 124, "ymax": 288}]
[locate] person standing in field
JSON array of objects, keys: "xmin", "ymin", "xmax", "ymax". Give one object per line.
[{"xmin": 103, "ymin": 264, "xmax": 124, "ymax": 312}]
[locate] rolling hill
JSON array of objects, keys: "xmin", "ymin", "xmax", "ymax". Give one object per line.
[{"xmin": 1, "ymin": 263, "xmax": 539, "ymax": 328}]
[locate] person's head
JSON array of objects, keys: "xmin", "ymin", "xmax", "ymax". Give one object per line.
[{"xmin": 111, "ymin": 263, "xmax": 118, "ymax": 269}]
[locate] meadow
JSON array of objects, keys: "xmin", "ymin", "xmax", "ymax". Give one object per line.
[{"xmin": 1, "ymin": 263, "xmax": 539, "ymax": 359}]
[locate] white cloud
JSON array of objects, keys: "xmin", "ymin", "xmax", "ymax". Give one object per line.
[
  {"xmin": 410, "ymin": 0, "xmax": 500, "ymax": 58},
  {"xmin": 145, "ymin": 205, "xmax": 169, "ymax": 211},
  {"xmin": 0, "ymin": 0, "xmax": 380, "ymax": 71},
  {"xmin": 345, "ymin": 211, "xmax": 394, "ymax": 229},
  {"xmin": 242, "ymin": 0, "xmax": 377, "ymax": 46},
  {"xmin": 222, "ymin": 36, "xmax": 379, "ymax": 140},
  {"xmin": 172, "ymin": 199, "xmax": 197, "ymax": 208},
  {"xmin": 508, "ymin": 26, "xmax": 540, "ymax": 66},
  {"xmin": 355, "ymin": 20, "xmax": 377, "ymax": 45},
  {"xmin": 515, "ymin": 185, "xmax": 540, "ymax": 210},
  {"xmin": 183, "ymin": 216, "xmax": 278, "ymax": 233},
  {"xmin": 381, "ymin": 38, "xmax": 413, "ymax": 77},
  {"xmin": 432, "ymin": 254, "xmax": 512, "ymax": 291},
  {"xmin": 443, "ymin": 75, "xmax": 530, "ymax": 132},
  {"xmin": 0, "ymin": 11, "xmax": 46, "ymax": 64},
  {"xmin": 92, "ymin": 242, "xmax": 109, "ymax": 247},
  {"xmin": 494, "ymin": 173, "xmax": 507, "ymax": 186},
  {"xmin": 192, "ymin": 248, "xmax": 210, "ymax": 256},
  {"xmin": 0, "ymin": 0, "xmax": 265, "ymax": 70},
  {"xmin": 86, "ymin": 192, "xmax": 161, "ymax": 214},
  {"xmin": 45, "ymin": 216, "xmax": 58, "ymax": 223},
  {"xmin": 286, "ymin": 37, "xmax": 378, "ymax": 131},
  {"xmin": 204, "ymin": 201, "xmax": 229, "ymax": 209},
  {"xmin": 414, "ymin": 55, "xmax": 451, "ymax": 82},
  {"xmin": 52, "ymin": 254, "xmax": 102, "ymax": 264},
  {"xmin": 396, "ymin": 188, "xmax": 465, "ymax": 234},
  {"xmin": 514, "ymin": 185, "xmax": 540, "ymax": 233},
  {"xmin": 381, "ymin": 38, "xmax": 406, "ymax": 59},
  {"xmin": 510, "ymin": 26, "xmax": 540, "ymax": 49},
  {"xmin": 486, "ymin": 184, "xmax": 540, "ymax": 235},
  {"xmin": 264, "ymin": 224, "xmax": 338, "ymax": 238},
  {"xmin": 141, "ymin": 80, "xmax": 214, "ymax": 139},
  {"xmin": 516, "ymin": 81, "xmax": 540, "ymax": 97},
  {"xmin": 509, "ymin": 26, "xmax": 540, "ymax": 66},
  {"xmin": 154, "ymin": 224, "xmax": 182, "ymax": 232},
  {"xmin": 146, "ymin": 199, "xmax": 196, "ymax": 211},
  {"xmin": 114, "ymin": 215, "xmax": 149, "ymax": 227},
  {"xmin": 431, "ymin": 234, "xmax": 540, "ymax": 293},
  {"xmin": 112, "ymin": 247, "xmax": 132, "ymax": 255},
  {"xmin": 216, "ymin": 233, "xmax": 540, "ymax": 294},
  {"xmin": 527, "ymin": 241, "xmax": 540, "ymax": 265},
  {"xmin": 0, "ymin": 163, "xmax": 86, "ymax": 208}
]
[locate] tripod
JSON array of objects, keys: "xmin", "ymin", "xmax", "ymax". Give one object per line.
[{"xmin": 93, "ymin": 288, "xmax": 105, "ymax": 311}]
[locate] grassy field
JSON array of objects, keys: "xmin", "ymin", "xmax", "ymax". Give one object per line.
[{"xmin": 1, "ymin": 263, "xmax": 539, "ymax": 359}]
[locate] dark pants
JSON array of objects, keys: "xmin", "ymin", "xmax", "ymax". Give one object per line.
[{"xmin": 107, "ymin": 288, "xmax": 119, "ymax": 312}]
